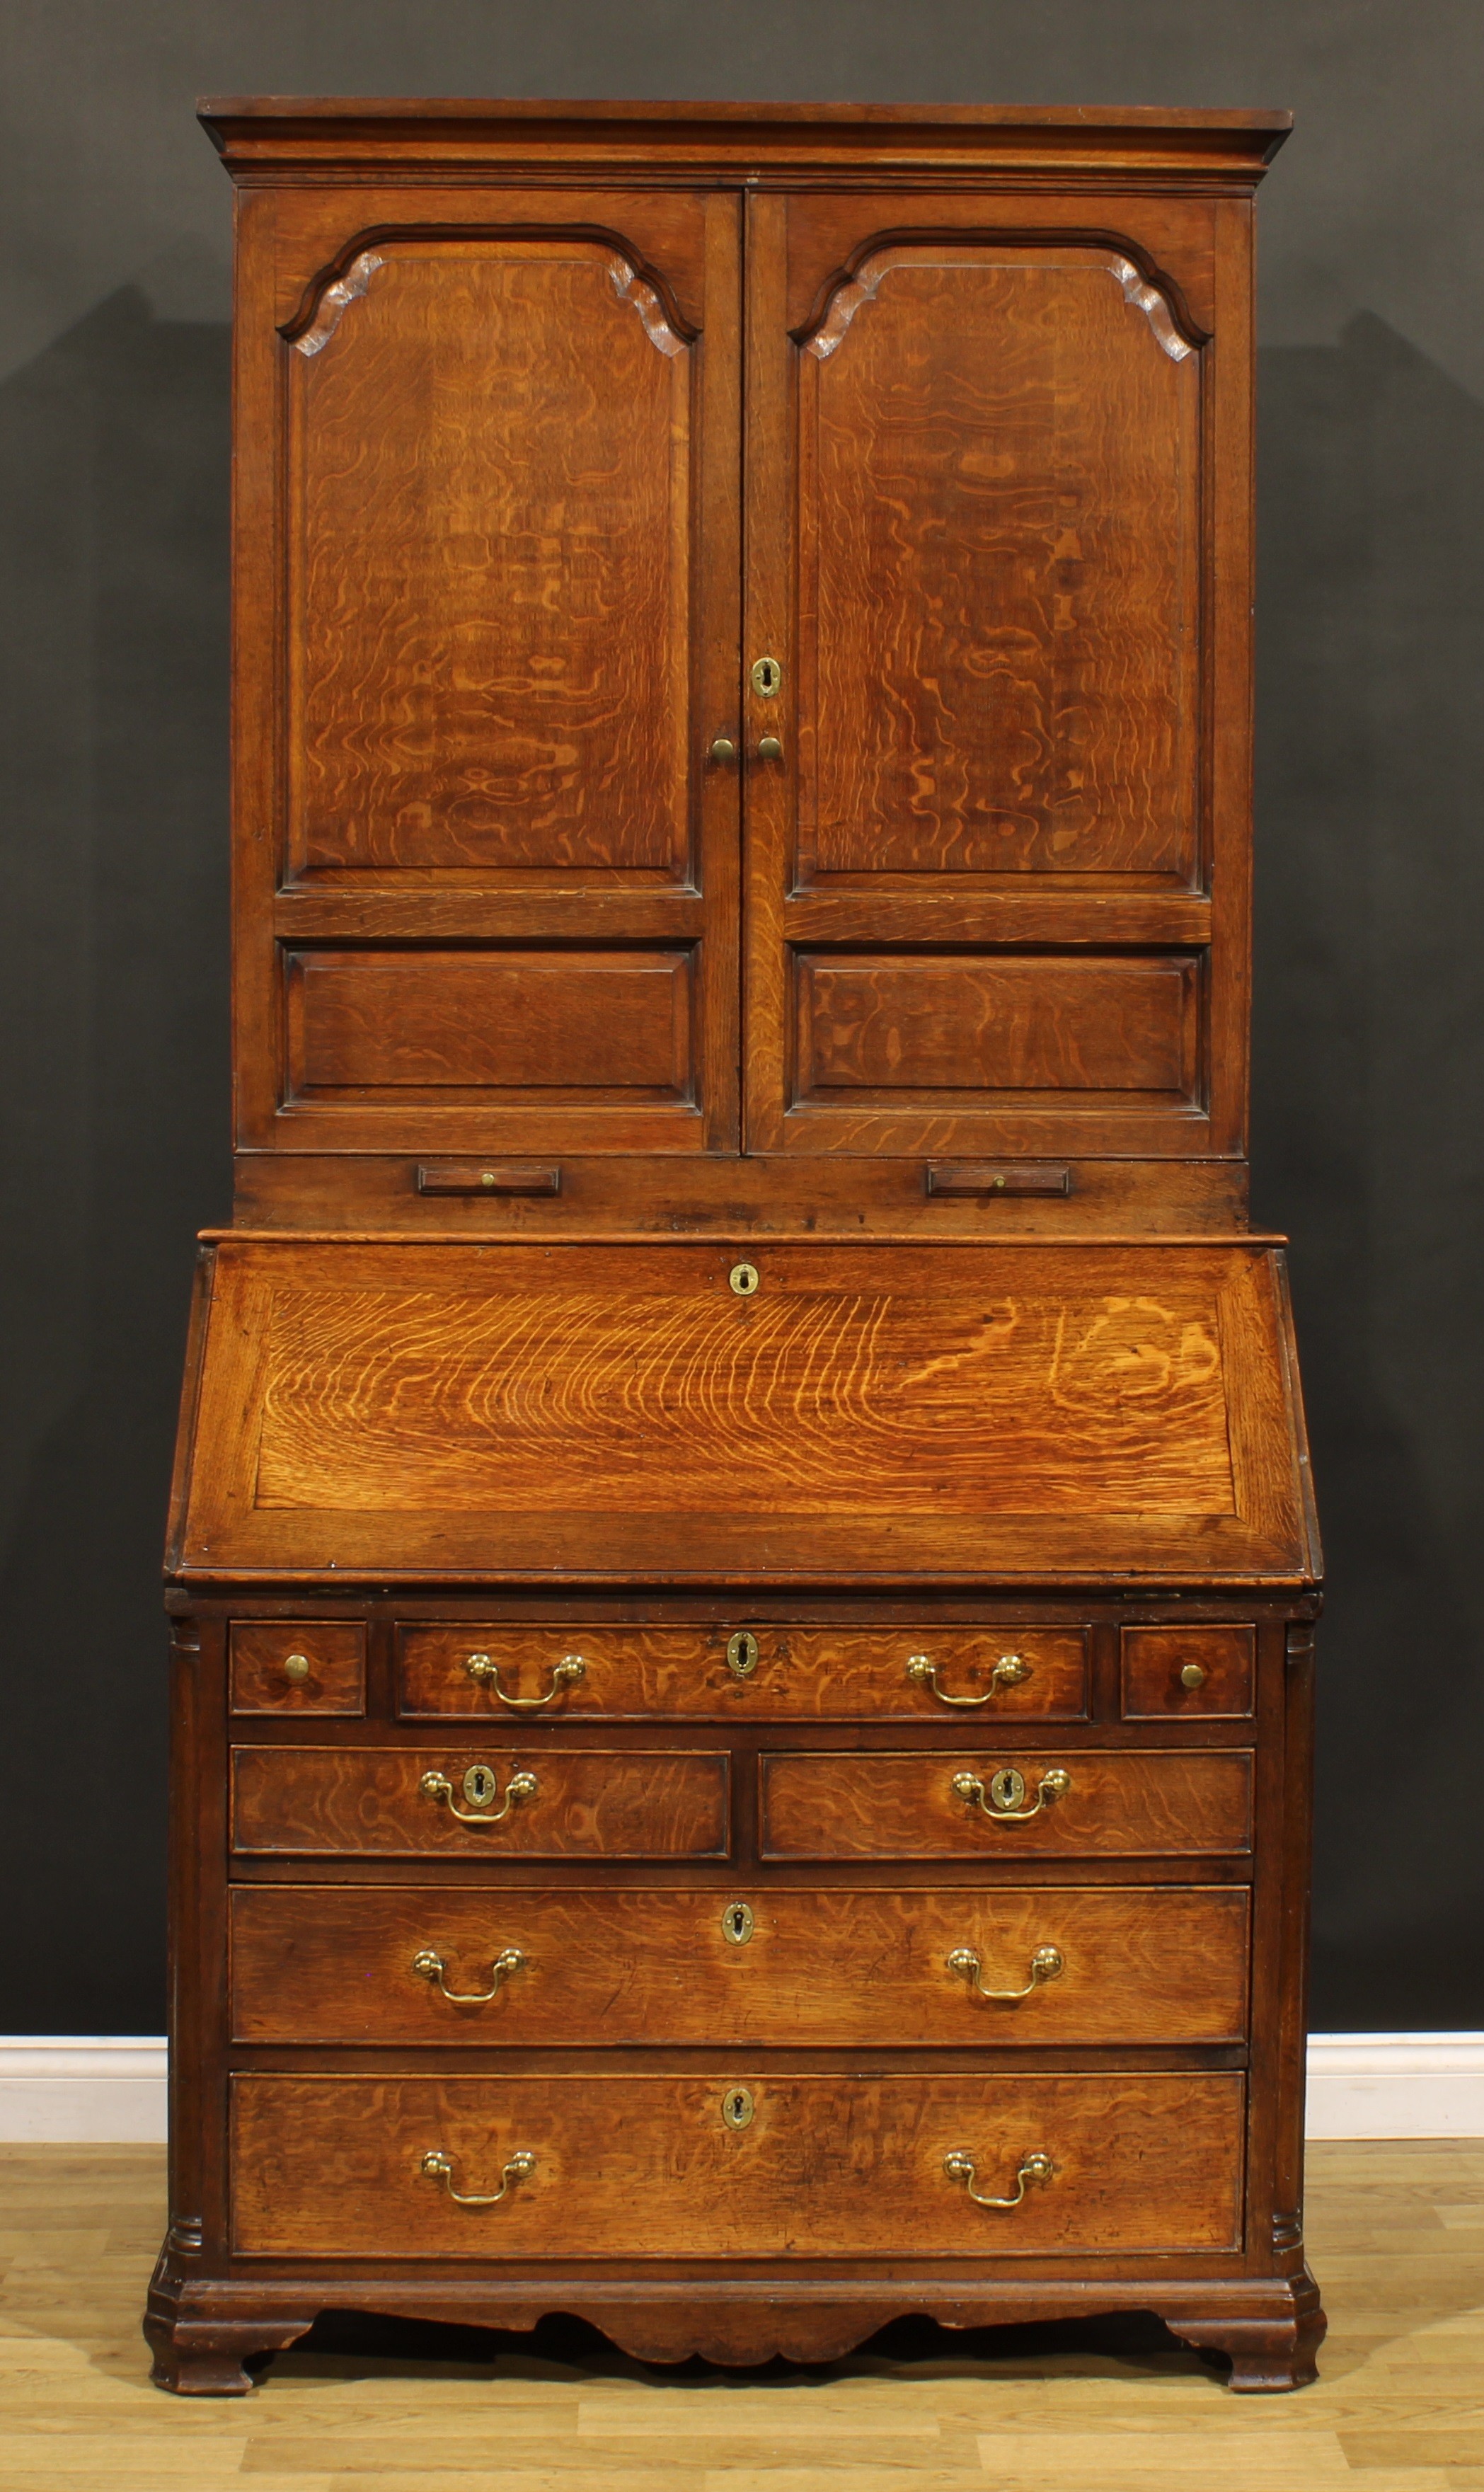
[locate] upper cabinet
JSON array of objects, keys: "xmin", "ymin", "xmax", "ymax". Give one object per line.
[{"xmin": 206, "ymin": 103, "xmax": 1285, "ymax": 1222}]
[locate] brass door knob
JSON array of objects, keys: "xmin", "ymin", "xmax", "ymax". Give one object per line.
[
  {"xmin": 1180, "ymin": 1663, "xmax": 1208, "ymax": 1690},
  {"xmin": 709, "ymin": 735, "xmax": 737, "ymax": 763},
  {"xmin": 282, "ymin": 1653, "xmax": 311, "ymax": 1683},
  {"xmin": 757, "ymin": 735, "xmax": 783, "ymax": 761}
]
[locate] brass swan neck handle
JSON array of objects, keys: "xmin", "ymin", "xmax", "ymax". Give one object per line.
[
  {"xmin": 420, "ymin": 2148, "xmax": 535, "ymax": 2207},
  {"xmin": 420, "ymin": 1765, "xmax": 539, "ymax": 1825},
  {"xmin": 412, "ymin": 1945, "xmax": 525, "ymax": 2003},
  {"xmin": 943, "ymin": 2148, "xmax": 1054, "ymax": 2210},
  {"xmin": 952, "ymin": 1765, "xmax": 1070, "ymax": 1823},
  {"xmin": 947, "ymin": 1943, "xmax": 1063, "ymax": 2002},
  {"xmin": 907, "ymin": 1653, "xmax": 1031, "ymax": 1706},
  {"xmin": 464, "ymin": 1651, "xmax": 585, "ymax": 1710}
]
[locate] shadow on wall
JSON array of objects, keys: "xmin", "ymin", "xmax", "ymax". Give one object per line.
[
  {"xmin": 0, "ymin": 289, "xmax": 231, "ymax": 2033},
  {"xmin": 1255, "ymin": 314, "xmax": 1484, "ymax": 2028}
]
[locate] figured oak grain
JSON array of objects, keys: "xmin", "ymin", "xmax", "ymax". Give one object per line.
[
  {"xmin": 229, "ymin": 1745, "xmax": 730, "ymax": 1858},
  {"xmin": 759, "ymin": 1747, "xmax": 1253, "ymax": 1860},
  {"xmin": 229, "ymin": 2070, "xmax": 1246, "ymax": 2258},
  {"xmin": 228, "ymin": 1619, "xmax": 365, "ymax": 1716},
  {"xmin": 289, "ymin": 240, "xmax": 693, "ymax": 878},
  {"xmin": 228, "ymin": 1881, "xmax": 1251, "ymax": 2047},
  {"xmin": 396, "ymin": 1622, "xmax": 1089, "ymax": 1720},
  {"xmin": 1122, "ymin": 1624, "xmax": 1255, "ymax": 1719}
]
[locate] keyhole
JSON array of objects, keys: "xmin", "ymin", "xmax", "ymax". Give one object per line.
[
  {"xmin": 462, "ymin": 1764, "xmax": 497, "ymax": 1810},
  {"xmin": 726, "ymin": 1629, "xmax": 759, "ymax": 1677},
  {"xmin": 722, "ymin": 2084, "xmax": 755, "ymax": 2129},
  {"xmin": 750, "ymin": 655, "xmax": 781, "ymax": 697},
  {"xmin": 722, "ymin": 1899, "xmax": 755, "ymax": 1945},
  {"xmin": 989, "ymin": 1767, "xmax": 1026, "ymax": 1813},
  {"xmin": 729, "ymin": 1262, "xmax": 759, "ymax": 1297}
]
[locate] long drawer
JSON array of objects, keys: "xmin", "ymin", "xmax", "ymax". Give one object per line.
[
  {"xmin": 397, "ymin": 1624, "xmax": 1089, "ymax": 1721},
  {"xmin": 230, "ymin": 2072, "xmax": 1246, "ymax": 2259},
  {"xmin": 760, "ymin": 1749, "xmax": 1252, "ymax": 1860},
  {"xmin": 229, "ymin": 1883, "xmax": 1250, "ymax": 2046},
  {"xmin": 230, "ymin": 1747, "xmax": 729, "ymax": 1859}
]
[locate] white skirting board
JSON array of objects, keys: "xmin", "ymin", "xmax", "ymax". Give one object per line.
[{"xmin": 0, "ymin": 2034, "xmax": 1482, "ymax": 2144}]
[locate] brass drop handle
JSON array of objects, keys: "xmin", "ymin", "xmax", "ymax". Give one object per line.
[
  {"xmin": 907, "ymin": 1653, "xmax": 1031, "ymax": 1707},
  {"xmin": 709, "ymin": 735, "xmax": 737, "ymax": 763},
  {"xmin": 412, "ymin": 1945, "xmax": 525, "ymax": 2003},
  {"xmin": 943, "ymin": 2148, "xmax": 1054, "ymax": 2210},
  {"xmin": 420, "ymin": 2147, "xmax": 536, "ymax": 2207},
  {"xmin": 756, "ymin": 735, "xmax": 784, "ymax": 761},
  {"xmin": 420, "ymin": 1765, "xmax": 539, "ymax": 1825},
  {"xmin": 946, "ymin": 1943, "xmax": 1063, "ymax": 2001},
  {"xmin": 952, "ymin": 1765, "xmax": 1071, "ymax": 1823},
  {"xmin": 464, "ymin": 1652, "xmax": 585, "ymax": 1710}
]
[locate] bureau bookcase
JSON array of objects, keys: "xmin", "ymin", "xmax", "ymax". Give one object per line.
[{"xmin": 149, "ymin": 100, "xmax": 1323, "ymax": 2394}]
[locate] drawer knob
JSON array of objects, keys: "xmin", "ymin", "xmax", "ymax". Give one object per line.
[
  {"xmin": 952, "ymin": 1764, "xmax": 1071, "ymax": 1823},
  {"xmin": 465, "ymin": 1651, "xmax": 586, "ymax": 1710},
  {"xmin": 282, "ymin": 1653, "xmax": 311, "ymax": 1684},
  {"xmin": 420, "ymin": 2147, "xmax": 535, "ymax": 2207},
  {"xmin": 412, "ymin": 1944, "xmax": 526, "ymax": 2004},
  {"xmin": 1180, "ymin": 1662, "xmax": 1208, "ymax": 1690},
  {"xmin": 943, "ymin": 2147, "xmax": 1054, "ymax": 2210},
  {"xmin": 907, "ymin": 1652, "xmax": 1031, "ymax": 1706},
  {"xmin": 420, "ymin": 1765, "xmax": 539, "ymax": 1825},
  {"xmin": 946, "ymin": 1943, "xmax": 1063, "ymax": 2002}
]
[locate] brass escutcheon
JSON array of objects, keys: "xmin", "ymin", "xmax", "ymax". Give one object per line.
[
  {"xmin": 722, "ymin": 2084, "xmax": 755, "ymax": 2130},
  {"xmin": 464, "ymin": 1764, "xmax": 497, "ymax": 1810},
  {"xmin": 722, "ymin": 1900, "xmax": 755, "ymax": 1946},
  {"xmin": 420, "ymin": 1764, "xmax": 539, "ymax": 1825},
  {"xmin": 952, "ymin": 1764, "xmax": 1071, "ymax": 1825},
  {"xmin": 989, "ymin": 1767, "xmax": 1026, "ymax": 1813},
  {"xmin": 729, "ymin": 1262, "xmax": 759, "ymax": 1297},
  {"xmin": 726, "ymin": 1629, "xmax": 760, "ymax": 1678},
  {"xmin": 750, "ymin": 655, "xmax": 782, "ymax": 696}
]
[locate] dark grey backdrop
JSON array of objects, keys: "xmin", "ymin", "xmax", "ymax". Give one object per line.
[{"xmin": 3, "ymin": 1, "xmax": 1480, "ymax": 2035}]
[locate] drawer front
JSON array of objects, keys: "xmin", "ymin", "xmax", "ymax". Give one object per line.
[
  {"xmin": 230, "ymin": 1747, "xmax": 729, "ymax": 1859},
  {"xmin": 397, "ymin": 1624, "xmax": 1088, "ymax": 1722},
  {"xmin": 760, "ymin": 1750, "xmax": 1253, "ymax": 1860},
  {"xmin": 229, "ymin": 1883, "xmax": 1250, "ymax": 2047},
  {"xmin": 230, "ymin": 2072, "xmax": 1245, "ymax": 2259},
  {"xmin": 1122, "ymin": 1626, "xmax": 1255, "ymax": 1719},
  {"xmin": 229, "ymin": 1621, "xmax": 365, "ymax": 1716}
]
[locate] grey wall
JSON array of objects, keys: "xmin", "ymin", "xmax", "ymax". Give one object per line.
[{"xmin": 2, "ymin": 0, "xmax": 1480, "ymax": 2033}]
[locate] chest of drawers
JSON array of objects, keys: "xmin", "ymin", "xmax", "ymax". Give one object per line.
[{"xmin": 151, "ymin": 99, "xmax": 1320, "ymax": 2396}]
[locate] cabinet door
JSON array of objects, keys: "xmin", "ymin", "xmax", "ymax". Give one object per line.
[
  {"xmin": 236, "ymin": 189, "xmax": 741, "ymax": 1156},
  {"xmin": 744, "ymin": 193, "xmax": 1247, "ymax": 1162}
]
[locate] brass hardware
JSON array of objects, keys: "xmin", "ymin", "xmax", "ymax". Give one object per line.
[
  {"xmin": 952, "ymin": 1764, "xmax": 1071, "ymax": 1823},
  {"xmin": 751, "ymin": 656, "xmax": 782, "ymax": 696},
  {"xmin": 722, "ymin": 1900, "xmax": 755, "ymax": 1946},
  {"xmin": 907, "ymin": 1652, "xmax": 1031, "ymax": 1707},
  {"xmin": 721, "ymin": 2084, "xmax": 755, "ymax": 2130},
  {"xmin": 420, "ymin": 2147, "xmax": 536, "ymax": 2207},
  {"xmin": 1180, "ymin": 1662, "xmax": 1208, "ymax": 1690},
  {"xmin": 757, "ymin": 735, "xmax": 784, "ymax": 760},
  {"xmin": 465, "ymin": 1651, "xmax": 586, "ymax": 1710},
  {"xmin": 729, "ymin": 1262, "xmax": 759, "ymax": 1297},
  {"xmin": 420, "ymin": 1764, "xmax": 539, "ymax": 1825},
  {"xmin": 413, "ymin": 1944, "xmax": 526, "ymax": 2003},
  {"xmin": 710, "ymin": 735, "xmax": 737, "ymax": 762},
  {"xmin": 282, "ymin": 1653, "xmax": 311, "ymax": 1684},
  {"xmin": 943, "ymin": 2147, "xmax": 1054, "ymax": 2210},
  {"xmin": 726, "ymin": 1629, "xmax": 760, "ymax": 1677},
  {"xmin": 947, "ymin": 1943, "xmax": 1064, "ymax": 2001}
]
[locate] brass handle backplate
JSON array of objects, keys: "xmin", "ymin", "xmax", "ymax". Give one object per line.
[
  {"xmin": 952, "ymin": 1765, "xmax": 1071, "ymax": 1823},
  {"xmin": 420, "ymin": 1765, "xmax": 539, "ymax": 1825},
  {"xmin": 943, "ymin": 2147, "xmax": 1054, "ymax": 2210},
  {"xmin": 946, "ymin": 1943, "xmax": 1064, "ymax": 2002},
  {"xmin": 907, "ymin": 1653, "xmax": 1031, "ymax": 1707},
  {"xmin": 420, "ymin": 2147, "xmax": 536, "ymax": 2207},
  {"xmin": 412, "ymin": 1945, "xmax": 525, "ymax": 2003},
  {"xmin": 464, "ymin": 1652, "xmax": 585, "ymax": 1710}
]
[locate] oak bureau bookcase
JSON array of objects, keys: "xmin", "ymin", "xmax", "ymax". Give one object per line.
[{"xmin": 149, "ymin": 99, "xmax": 1323, "ymax": 2395}]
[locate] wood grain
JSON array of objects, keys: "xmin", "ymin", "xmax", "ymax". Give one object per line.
[
  {"xmin": 229, "ymin": 1745, "xmax": 730, "ymax": 1858},
  {"xmin": 1122, "ymin": 1625, "xmax": 1255, "ymax": 1719},
  {"xmin": 228, "ymin": 1619, "xmax": 364, "ymax": 1716},
  {"xmin": 796, "ymin": 247, "xmax": 1200, "ymax": 882},
  {"xmin": 289, "ymin": 239, "xmax": 691, "ymax": 878},
  {"xmin": 228, "ymin": 2071, "xmax": 1246, "ymax": 2258},
  {"xmin": 228, "ymin": 1881, "xmax": 1251, "ymax": 2046},
  {"xmin": 759, "ymin": 1747, "xmax": 1253, "ymax": 1860},
  {"xmin": 396, "ymin": 1622, "xmax": 1090, "ymax": 1721}
]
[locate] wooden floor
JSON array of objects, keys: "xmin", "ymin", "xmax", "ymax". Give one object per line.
[{"xmin": 1, "ymin": 2144, "xmax": 1480, "ymax": 2489}]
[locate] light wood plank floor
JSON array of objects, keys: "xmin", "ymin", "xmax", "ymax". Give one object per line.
[{"xmin": 1, "ymin": 2144, "xmax": 1480, "ymax": 2490}]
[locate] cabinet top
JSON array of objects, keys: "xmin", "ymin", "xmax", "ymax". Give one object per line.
[{"xmin": 199, "ymin": 96, "xmax": 1291, "ymax": 183}]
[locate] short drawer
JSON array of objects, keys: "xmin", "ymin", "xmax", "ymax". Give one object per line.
[
  {"xmin": 229, "ymin": 1882, "xmax": 1250, "ymax": 2048},
  {"xmin": 229, "ymin": 1747, "xmax": 729, "ymax": 1859},
  {"xmin": 230, "ymin": 2071, "xmax": 1245, "ymax": 2259},
  {"xmin": 229, "ymin": 1621, "xmax": 365, "ymax": 1716},
  {"xmin": 760, "ymin": 1749, "xmax": 1252, "ymax": 1860},
  {"xmin": 1122, "ymin": 1626, "xmax": 1255, "ymax": 1718},
  {"xmin": 396, "ymin": 1624, "xmax": 1088, "ymax": 1723}
]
